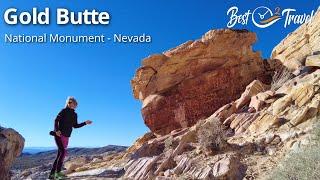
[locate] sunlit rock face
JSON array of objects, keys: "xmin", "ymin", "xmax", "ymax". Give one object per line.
[
  {"xmin": 0, "ymin": 126, "xmax": 24, "ymax": 180},
  {"xmin": 271, "ymin": 10, "xmax": 320, "ymax": 71},
  {"xmin": 132, "ymin": 29, "xmax": 271, "ymax": 135}
]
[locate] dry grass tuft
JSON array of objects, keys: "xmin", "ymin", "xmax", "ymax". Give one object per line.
[
  {"xmin": 197, "ymin": 118, "xmax": 227, "ymax": 154},
  {"xmin": 271, "ymin": 67, "xmax": 294, "ymax": 91}
]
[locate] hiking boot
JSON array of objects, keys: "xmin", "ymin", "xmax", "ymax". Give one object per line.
[{"xmin": 55, "ymin": 172, "xmax": 67, "ymax": 179}]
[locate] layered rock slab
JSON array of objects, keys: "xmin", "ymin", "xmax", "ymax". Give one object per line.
[
  {"xmin": 271, "ymin": 9, "xmax": 320, "ymax": 71},
  {"xmin": 132, "ymin": 29, "xmax": 271, "ymax": 135}
]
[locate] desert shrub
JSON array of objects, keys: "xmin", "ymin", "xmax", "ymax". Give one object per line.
[
  {"xmin": 271, "ymin": 67, "xmax": 294, "ymax": 91},
  {"xmin": 164, "ymin": 136, "xmax": 180, "ymax": 154},
  {"xmin": 268, "ymin": 121, "xmax": 320, "ymax": 180},
  {"xmin": 197, "ymin": 118, "xmax": 227, "ymax": 153},
  {"xmin": 164, "ymin": 136, "xmax": 174, "ymax": 151}
]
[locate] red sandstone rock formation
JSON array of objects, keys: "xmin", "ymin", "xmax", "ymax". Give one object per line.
[
  {"xmin": 0, "ymin": 126, "xmax": 24, "ymax": 180},
  {"xmin": 131, "ymin": 29, "xmax": 271, "ymax": 135}
]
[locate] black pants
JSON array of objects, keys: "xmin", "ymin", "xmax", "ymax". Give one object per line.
[{"xmin": 50, "ymin": 136, "xmax": 68, "ymax": 175}]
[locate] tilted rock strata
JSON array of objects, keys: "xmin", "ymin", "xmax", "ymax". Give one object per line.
[
  {"xmin": 215, "ymin": 69, "xmax": 320, "ymax": 136},
  {"xmin": 124, "ymin": 153, "xmax": 244, "ymax": 180},
  {"xmin": 0, "ymin": 126, "xmax": 24, "ymax": 180},
  {"xmin": 132, "ymin": 29, "xmax": 271, "ymax": 135},
  {"xmin": 271, "ymin": 9, "xmax": 320, "ymax": 71}
]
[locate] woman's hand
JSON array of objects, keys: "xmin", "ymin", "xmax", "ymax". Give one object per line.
[
  {"xmin": 56, "ymin": 130, "xmax": 61, "ymax": 137},
  {"xmin": 85, "ymin": 120, "xmax": 92, "ymax": 125}
]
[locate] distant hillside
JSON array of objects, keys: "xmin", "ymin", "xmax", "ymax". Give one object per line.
[
  {"xmin": 13, "ymin": 145, "xmax": 127, "ymax": 170},
  {"xmin": 22, "ymin": 147, "xmax": 56, "ymax": 155}
]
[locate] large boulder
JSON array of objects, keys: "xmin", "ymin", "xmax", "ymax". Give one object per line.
[
  {"xmin": 271, "ymin": 9, "xmax": 320, "ymax": 71},
  {"xmin": 132, "ymin": 29, "xmax": 271, "ymax": 135},
  {"xmin": 235, "ymin": 80, "xmax": 270, "ymax": 109},
  {"xmin": 0, "ymin": 126, "xmax": 24, "ymax": 180}
]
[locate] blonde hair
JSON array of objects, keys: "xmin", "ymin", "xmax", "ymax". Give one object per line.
[{"xmin": 65, "ymin": 96, "xmax": 78, "ymax": 108}]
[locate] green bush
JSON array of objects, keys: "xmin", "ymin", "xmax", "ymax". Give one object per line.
[{"xmin": 268, "ymin": 123, "xmax": 320, "ymax": 180}]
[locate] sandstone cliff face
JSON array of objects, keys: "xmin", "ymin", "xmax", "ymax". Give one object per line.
[
  {"xmin": 0, "ymin": 126, "xmax": 24, "ymax": 180},
  {"xmin": 271, "ymin": 8, "xmax": 320, "ymax": 71},
  {"xmin": 132, "ymin": 29, "xmax": 271, "ymax": 135}
]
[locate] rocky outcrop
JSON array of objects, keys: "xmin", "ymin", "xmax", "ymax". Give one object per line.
[
  {"xmin": 119, "ymin": 19, "xmax": 320, "ymax": 179},
  {"xmin": 132, "ymin": 29, "xmax": 271, "ymax": 135},
  {"xmin": 216, "ymin": 69, "xmax": 320, "ymax": 136},
  {"xmin": 271, "ymin": 9, "xmax": 320, "ymax": 71},
  {"xmin": 0, "ymin": 126, "xmax": 24, "ymax": 180},
  {"xmin": 210, "ymin": 79, "xmax": 272, "ymax": 135}
]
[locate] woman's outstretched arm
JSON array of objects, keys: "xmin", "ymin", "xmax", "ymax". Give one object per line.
[{"xmin": 73, "ymin": 113, "xmax": 87, "ymax": 128}]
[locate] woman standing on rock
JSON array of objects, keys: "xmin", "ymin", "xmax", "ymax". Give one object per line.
[{"xmin": 49, "ymin": 97, "xmax": 92, "ymax": 179}]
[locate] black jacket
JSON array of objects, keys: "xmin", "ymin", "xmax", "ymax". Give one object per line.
[{"xmin": 54, "ymin": 107, "xmax": 86, "ymax": 137}]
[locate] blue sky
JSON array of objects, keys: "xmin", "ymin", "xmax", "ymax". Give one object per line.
[{"xmin": 0, "ymin": 1, "xmax": 318, "ymax": 147}]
